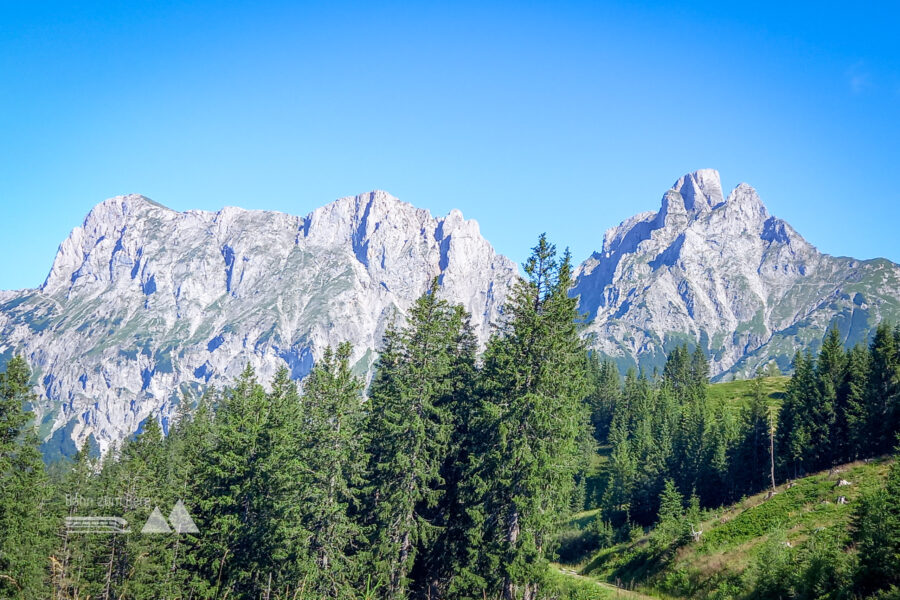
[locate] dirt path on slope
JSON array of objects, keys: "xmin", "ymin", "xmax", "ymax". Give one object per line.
[{"xmin": 552, "ymin": 565, "xmax": 659, "ymax": 600}]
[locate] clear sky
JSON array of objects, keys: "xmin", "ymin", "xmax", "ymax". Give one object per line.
[{"xmin": 2, "ymin": 1, "xmax": 899, "ymax": 290}]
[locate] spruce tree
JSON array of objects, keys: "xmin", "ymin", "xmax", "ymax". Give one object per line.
[
  {"xmin": 585, "ymin": 355, "xmax": 621, "ymax": 442},
  {"xmin": 842, "ymin": 344, "xmax": 870, "ymax": 460},
  {"xmin": 602, "ymin": 379, "xmax": 636, "ymax": 519},
  {"xmin": 51, "ymin": 440, "xmax": 97, "ymax": 599},
  {"xmin": 413, "ymin": 303, "xmax": 478, "ymax": 599},
  {"xmin": 460, "ymin": 236, "xmax": 590, "ymax": 600},
  {"xmin": 187, "ymin": 364, "xmax": 311, "ymax": 599},
  {"xmin": 778, "ymin": 351, "xmax": 816, "ymax": 478},
  {"xmin": 298, "ymin": 342, "xmax": 367, "ymax": 597},
  {"xmin": 654, "ymin": 479, "xmax": 685, "ymax": 547},
  {"xmin": 737, "ymin": 371, "xmax": 771, "ymax": 494},
  {"xmin": 364, "ymin": 279, "xmax": 475, "ymax": 599},
  {"xmin": 71, "ymin": 415, "xmax": 179, "ymax": 600},
  {"xmin": 0, "ymin": 355, "xmax": 54, "ymax": 600},
  {"xmin": 867, "ymin": 323, "xmax": 899, "ymax": 453},
  {"xmin": 690, "ymin": 345, "xmax": 710, "ymax": 397},
  {"xmin": 666, "ymin": 344, "xmax": 712, "ymax": 501},
  {"xmin": 814, "ymin": 327, "xmax": 844, "ymax": 466}
]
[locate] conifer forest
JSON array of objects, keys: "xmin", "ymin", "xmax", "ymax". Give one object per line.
[{"xmin": 2, "ymin": 236, "xmax": 900, "ymax": 600}]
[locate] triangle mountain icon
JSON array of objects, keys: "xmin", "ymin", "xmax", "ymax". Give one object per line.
[
  {"xmin": 168, "ymin": 500, "xmax": 200, "ymax": 534},
  {"xmin": 141, "ymin": 506, "xmax": 172, "ymax": 534}
]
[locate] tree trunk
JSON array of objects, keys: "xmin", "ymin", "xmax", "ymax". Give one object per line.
[
  {"xmin": 102, "ymin": 543, "xmax": 115, "ymax": 600},
  {"xmin": 769, "ymin": 425, "xmax": 777, "ymax": 493},
  {"xmin": 387, "ymin": 528, "xmax": 412, "ymax": 599},
  {"xmin": 502, "ymin": 509, "xmax": 520, "ymax": 600},
  {"xmin": 524, "ymin": 582, "xmax": 537, "ymax": 600}
]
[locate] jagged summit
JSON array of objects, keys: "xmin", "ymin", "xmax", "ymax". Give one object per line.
[
  {"xmin": 41, "ymin": 191, "xmax": 488, "ymax": 298},
  {"xmin": 665, "ymin": 168, "xmax": 726, "ymax": 215},
  {"xmin": 3, "ymin": 172, "xmax": 900, "ymax": 457},
  {"xmin": 4, "ymin": 191, "xmax": 516, "ymax": 455},
  {"xmin": 574, "ymin": 169, "xmax": 900, "ymax": 380}
]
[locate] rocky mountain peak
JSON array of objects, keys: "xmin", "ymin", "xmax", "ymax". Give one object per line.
[
  {"xmin": 2, "ymin": 191, "xmax": 517, "ymax": 455},
  {"xmin": 723, "ymin": 183, "xmax": 769, "ymax": 222},
  {"xmin": 3, "ymin": 172, "xmax": 899, "ymax": 458},
  {"xmin": 659, "ymin": 168, "xmax": 725, "ymax": 222},
  {"xmin": 574, "ymin": 169, "xmax": 900, "ymax": 381},
  {"xmin": 41, "ymin": 195, "xmax": 170, "ymax": 296}
]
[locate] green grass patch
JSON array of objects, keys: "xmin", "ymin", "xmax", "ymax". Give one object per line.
[
  {"xmin": 707, "ymin": 376, "xmax": 788, "ymax": 411},
  {"xmin": 565, "ymin": 458, "xmax": 892, "ymax": 599}
]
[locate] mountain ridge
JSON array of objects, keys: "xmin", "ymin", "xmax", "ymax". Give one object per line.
[
  {"xmin": 2, "ymin": 171, "xmax": 899, "ymax": 455},
  {"xmin": 1, "ymin": 190, "xmax": 517, "ymax": 455},
  {"xmin": 574, "ymin": 169, "xmax": 900, "ymax": 379}
]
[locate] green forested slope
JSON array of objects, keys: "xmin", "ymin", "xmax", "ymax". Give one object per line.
[{"xmin": 557, "ymin": 457, "xmax": 892, "ymax": 598}]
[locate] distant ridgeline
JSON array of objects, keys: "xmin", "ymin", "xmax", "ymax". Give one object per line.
[
  {"xmin": 1, "ymin": 169, "xmax": 899, "ymax": 462},
  {"xmin": 2, "ymin": 232, "xmax": 899, "ymax": 598}
]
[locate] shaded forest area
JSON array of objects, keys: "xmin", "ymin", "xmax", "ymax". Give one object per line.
[{"xmin": 1, "ymin": 235, "xmax": 899, "ymax": 599}]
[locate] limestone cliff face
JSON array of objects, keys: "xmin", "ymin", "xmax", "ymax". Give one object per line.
[
  {"xmin": 3, "ymin": 172, "xmax": 899, "ymax": 455},
  {"xmin": 573, "ymin": 169, "xmax": 900, "ymax": 379},
  {"xmin": 0, "ymin": 191, "xmax": 517, "ymax": 455}
]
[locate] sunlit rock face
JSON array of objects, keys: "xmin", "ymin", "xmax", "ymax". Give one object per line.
[
  {"xmin": 4, "ymin": 171, "xmax": 899, "ymax": 457},
  {"xmin": 573, "ymin": 169, "xmax": 900, "ymax": 379},
  {"xmin": 0, "ymin": 191, "xmax": 517, "ymax": 456}
]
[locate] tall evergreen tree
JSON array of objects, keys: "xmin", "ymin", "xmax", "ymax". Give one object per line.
[
  {"xmin": 778, "ymin": 351, "xmax": 817, "ymax": 478},
  {"xmin": 654, "ymin": 479, "xmax": 685, "ymax": 548},
  {"xmin": 666, "ymin": 344, "xmax": 712, "ymax": 500},
  {"xmin": 364, "ymin": 279, "xmax": 475, "ymax": 599},
  {"xmin": 187, "ymin": 364, "xmax": 312, "ymax": 599},
  {"xmin": 51, "ymin": 440, "xmax": 97, "ymax": 599},
  {"xmin": 460, "ymin": 236, "xmax": 590, "ymax": 600},
  {"xmin": 602, "ymin": 372, "xmax": 637, "ymax": 518},
  {"xmin": 814, "ymin": 327, "xmax": 844, "ymax": 466},
  {"xmin": 842, "ymin": 344, "xmax": 871, "ymax": 460},
  {"xmin": 298, "ymin": 342, "xmax": 367, "ymax": 597},
  {"xmin": 690, "ymin": 345, "xmax": 710, "ymax": 396},
  {"xmin": 737, "ymin": 371, "xmax": 772, "ymax": 494},
  {"xmin": 585, "ymin": 355, "xmax": 620, "ymax": 442},
  {"xmin": 75, "ymin": 415, "xmax": 183, "ymax": 600},
  {"xmin": 867, "ymin": 323, "xmax": 899, "ymax": 453},
  {"xmin": 0, "ymin": 355, "xmax": 54, "ymax": 600},
  {"xmin": 413, "ymin": 304, "xmax": 478, "ymax": 599}
]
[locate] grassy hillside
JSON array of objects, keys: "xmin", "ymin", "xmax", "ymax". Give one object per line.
[
  {"xmin": 706, "ymin": 375, "xmax": 789, "ymax": 410},
  {"xmin": 555, "ymin": 457, "xmax": 892, "ymax": 598}
]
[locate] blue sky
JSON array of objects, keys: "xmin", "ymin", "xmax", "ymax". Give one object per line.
[{"xmin": 2, "ymin": 0, "xmax": 898, "ymax": 290}]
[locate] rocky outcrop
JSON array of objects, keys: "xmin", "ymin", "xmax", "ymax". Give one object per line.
[
  {"xmin": 573, "ymin": 169, "xmax": 900, "ymax": 379},
  {"xmin": 4, "ymin": 171, "xmax": 899, "ymax": 456},
  {"xmin": 0, "ymin": 191, "xmax": 517, "ymax": 455}
]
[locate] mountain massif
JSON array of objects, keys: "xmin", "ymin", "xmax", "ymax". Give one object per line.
[
  {"xmin": 0, "ymin": 192, "xmax": 517, "ymax": 455},
  {"xmin": 574, "ymin": 169, "xmax": 900, "ymax": 378},
  {"xmin": 1, "ymin": 170, "xmax": 898, "ymax": 455}
]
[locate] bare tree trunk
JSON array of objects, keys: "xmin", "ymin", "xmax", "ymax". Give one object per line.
[
  {"xmin": 102, "ymin": 543, "xmax": 115, "ymax": 600},
  {"xmin": 55, "ymin": 526, "xmax": 71, "ymax": 600},
  {"xmin": 395, "ymin": 529, "xmax": 411, "ymax": 596},
  {"xmin": 769, "ymin": 422, "xmax": 777, "ymax": 493},
  {"xmin": 502, "ymin": 510, "xmax": 520, "ymax": 600},
  {"xmin": 523, "ymin": 582, "xmax": 537, "ymax": 600},
  {"xmin": 214, "ymin": 548, "xmax": 230, "ymax": 599},
  {"xmin": 503, "ymin": 580, "xmax": 517, "ymax": 600}
]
